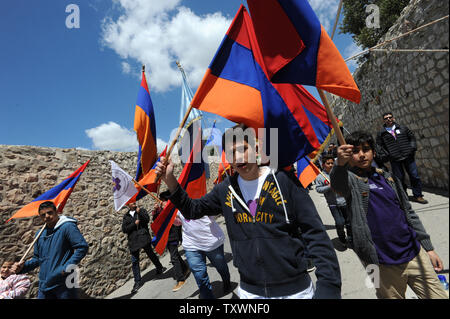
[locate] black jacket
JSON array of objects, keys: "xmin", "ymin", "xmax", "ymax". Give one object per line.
[
  {"xmin": 169, "ymin": 168, "xmax": 341, "ymax": 298},
  {"xmin": 122, "ymin": 208, "xmax": 152, "ymax": 252},
  {"xmin": 376, "ymin": 123, "xmax": 417, "ymax": 162}
]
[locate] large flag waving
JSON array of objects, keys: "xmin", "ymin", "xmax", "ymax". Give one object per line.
[
  {"xmin": 247, "ymin": 0, "xmax": 361, "ymax": 104},
  {"xmin": 190, "ymin": 5, "xmax": 335, "ymax": 168},
  {"xmin": 110, "ymin": 161, "xmax": 138, "ymax": 211},
  {"xmin": 6, "ymin": 160, "xmax": 90, "ymax": 223},
  {"xmin": 134, "ymin": 68, "xmax": 158, "ymax": 187},
  {"xmin": 151, "ymin": 126, "xmax": 206, "ymax": 255}
]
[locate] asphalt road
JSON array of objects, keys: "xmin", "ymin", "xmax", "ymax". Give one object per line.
[{"xmin": 106, "ymin": 187, "xmax": 449, "ymax": 300}]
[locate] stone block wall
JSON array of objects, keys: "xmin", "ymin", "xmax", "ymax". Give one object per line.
[
  {"xmin": 330, "ymin": 0, "xmax": 449, "ymax": 190},
  {"xmin": 0, "ymin": 145, "xmax": 218, "ymax": 298}
]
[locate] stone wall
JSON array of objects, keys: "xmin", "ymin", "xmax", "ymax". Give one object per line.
[
  {"xmin": 330, "ymin": 0, "xmax": 449, "ymax": 190},
  {"xmin": 0, "ymin": 145, "xmax": 220, "ymax": 298}
]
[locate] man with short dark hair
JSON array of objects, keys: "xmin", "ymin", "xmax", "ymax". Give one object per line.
[
  {"xmin": 14, "ymin": 201, "xmax": 88, "ymax": 299},
  {"xmin": 376, "ymin": 112, "xmax": 428, "ymax": 204}
]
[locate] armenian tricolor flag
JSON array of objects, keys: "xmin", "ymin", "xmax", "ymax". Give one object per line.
[
  {"xmin": 5, "ymin": 160, "xmax": 90, "ymax": 223},
  {"xmin": 134, "ymin": 69, "xmax": 158, "ymax": 189},
  {"xmin": 191, "ymin": 5, "xmax": 336, "ymax": 168},
  {"xmin": 296, "ymin": 156, "xmax": 321, "ymax": 188},
  {"xmin": 214, "ymin": 150, "xmax": 233, "ymax": 184},
  {"xmin": 151, "ymin": 126, "xmax": 206, "ymax": 255},
  {"xmin": 247, "ymin": 0, "xmax": 361, "ymax": 104}
]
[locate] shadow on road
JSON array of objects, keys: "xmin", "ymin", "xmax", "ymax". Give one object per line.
[{"xmin": 187, "ymin": 280, "xmax": 239, "ymax": 299}]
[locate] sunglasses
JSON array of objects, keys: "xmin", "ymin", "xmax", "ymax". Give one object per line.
[{"xmin": 383, "ymin": 116, "xmax": 393, "ymax": 120}]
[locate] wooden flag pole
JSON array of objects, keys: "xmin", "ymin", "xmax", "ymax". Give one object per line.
[
  {"xmin": 19, "ymin": 224, "xmax": 46, "ymax": 264},
  {"xmin": 132, "ymin": 178, "xmax": 163, "ymax": 204},
  {"xmin": 317, "ymin": 89, "xmax": 346, "ymax": 146},
  {"xmin": 319, "ymin": 0, "xmax": 347, "ymax": 147}
]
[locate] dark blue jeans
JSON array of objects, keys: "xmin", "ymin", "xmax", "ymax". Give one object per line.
[
  {"xmin": 184, "ymin": 244, "xmax": 230, "ymax": 299},
  {"xmin": 37, "ymin": 286, "xmax": 78, "ymax": 299},
  {"xmin": 131, "ymin": 244, "xmax": 163, "ymax": 283},
  {"xmin": 390, "ymin": 155, "xmax": 423, "ymax": 198}
]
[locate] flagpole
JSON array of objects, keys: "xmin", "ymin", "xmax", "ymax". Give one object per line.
[
  {"xmin": 19, "ymin": 224, "xmax": 46, "ymax": 264},
  {"xmin": 317, "ymin": 1, "xmax": 347, "ymax": 146},
  {"xmin": 132, "ymin": 179, "xmax": 163, "ymax": 204},
  {"xmin": 154, "ymin": 61, "xmax": 196, "ymax": 182},
  {"xmin": 317, "ymin": 89, "xmax": 346, "ymax": 146}
]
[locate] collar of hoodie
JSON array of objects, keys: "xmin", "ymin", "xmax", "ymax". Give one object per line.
[{"xmin": 228, "ymin": 168, "xmax": 290, "ymax": 224}]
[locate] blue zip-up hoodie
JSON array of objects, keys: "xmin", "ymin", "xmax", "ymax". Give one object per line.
[{"xmin": 21, "ymin": 216, "xmax": 88, "ymax": 292}]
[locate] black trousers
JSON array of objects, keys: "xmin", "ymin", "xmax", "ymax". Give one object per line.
[
  {"xmin": 168, "ymin": 242, "xmax": 189, "ymax": 282},
  {"xmin": 131, "ymin": 244, "xmax": 163, "ymax": 283}
]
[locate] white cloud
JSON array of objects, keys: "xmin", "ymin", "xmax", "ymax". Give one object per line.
[
  {"xmin": 344, "ymin": 42, "xmax": 363, "ymax": 72},
  {"xmin": 308, "ymin": 0, "xmax": 340, "ymax": 33},
  {"xmin": 156, "ymin": 138, "xmax": 168, "ymax": 154},
  {"xmin": 121, "ymin": 61, "xmax": 131, "ymax": 74},
  {"xmin": 86, "ymin": 122, "xmax": 138, "ymax": 152},
  {"xmin": 101, "ymin": 0, "xmax": 231, "ymax": 93},
  {"xmin": 85, "ymin": 121, "xmax": 168, "ymax": 153}
]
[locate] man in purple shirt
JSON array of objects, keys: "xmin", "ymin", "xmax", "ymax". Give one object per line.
[{"xmin": 331, "ymin": 131, "xmax": 447, "ymax": 299}]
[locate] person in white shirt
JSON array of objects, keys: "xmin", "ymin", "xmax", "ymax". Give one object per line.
[{"xmin": 163, "ymin": 188, "xmax": 231, "ymax": 299}]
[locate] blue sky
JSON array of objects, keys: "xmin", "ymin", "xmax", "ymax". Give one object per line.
[{"xmin": 0, "ymin": 0, "xmax": 360, "ymax": 152}]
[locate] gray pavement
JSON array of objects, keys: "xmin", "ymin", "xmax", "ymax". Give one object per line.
[{"xmin": 106, "ymin": 187, "xmax": 449, "ymax": 299}]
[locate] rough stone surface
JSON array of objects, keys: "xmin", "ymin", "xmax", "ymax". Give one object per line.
[
  {"xmin": 330, "ymin": 0, "xmax": 449, "ymax": 190},
  {"xmin": 0, "ymin": 145, "xmax": 221, "ymax": 298}
]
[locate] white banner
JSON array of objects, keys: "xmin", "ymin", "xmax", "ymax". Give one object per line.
[{"xmin": 109, "ymin": 160, "xmax": 138, "ymax": 211}]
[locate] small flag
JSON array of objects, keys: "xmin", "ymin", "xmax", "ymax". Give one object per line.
[
  {"xmin": 5, "ymin": 160, "xmax": 90, "ymax": 223},
  {"xmin": 296, "ymin": 156, "xmax": 321, "ymax": 188},
  {"xmin": 214, "ymin": 150, "xmax": 233, "ymax": 184},
  {"xmin": 109, "ymin": 161, "xmax": 138, "ymax": 211}
]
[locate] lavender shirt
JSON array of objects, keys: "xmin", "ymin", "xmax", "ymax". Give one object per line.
[{"xmin": 367, "ymin": 173, "xmax": 420, "ymax": 265}]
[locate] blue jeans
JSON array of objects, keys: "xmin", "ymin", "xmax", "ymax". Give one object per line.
[
  {"xmin": 390, "ymin": 155, "xmax": 423, "ymax": 198},
  {"xmin": 37, "ymin": 286, "xmax": 78, "ymax": 299},
  {"xmin": 184, "ymin": 244, "xmax": 231, "ymax": 299}
]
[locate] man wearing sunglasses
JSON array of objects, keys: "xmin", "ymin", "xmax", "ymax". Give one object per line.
[{"xmin": 376, "ymin": 112, "xmax": 428, "ymax": 204}]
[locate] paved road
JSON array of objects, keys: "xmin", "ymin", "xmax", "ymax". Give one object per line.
[{"xmin": 106, "ymin": 188, "xmax": 449, "ymax": 299}]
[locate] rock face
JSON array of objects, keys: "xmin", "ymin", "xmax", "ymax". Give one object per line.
[
  {"xmin": 0, "ymin": 145, "xmax": 220, "ymax": 298},
  {"xmin": 330, "ymin": 0, "xmax": 449, "ymax": 190}
]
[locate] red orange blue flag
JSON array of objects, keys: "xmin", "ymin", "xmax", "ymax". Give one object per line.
[
  {"xmin": 191, "ymin": 5, "xmax": 335, "ymax": 168},
  {"xmin": 151, "ymin": 126, "xmax": 206, "ymax": 255},
  {"xmin": 5, "ymin": 160, "xmax": 90, "ymax": 223},
  {"xmin": 134, "ymin": 69, "xmax": 157, "ymax": 185},
  {"xmin": 214, "ymin": 150, "xmax": 233, "ymax": 185},
  {"xmin": 247, "ymin": 0, "xmax": 361, "ymax": 104},
  {"xmin": 296, "ymin": 156, "xmax": 321, "ymax": 188}
]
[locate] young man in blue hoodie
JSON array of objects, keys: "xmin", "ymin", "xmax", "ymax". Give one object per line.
[
  {"xmin": 155, "ymin": 124, "xmax": 341, "ymax": 299},
  {"xmin": 14, "ymin": 201, "xmax": 88, "ymax": 299}
]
